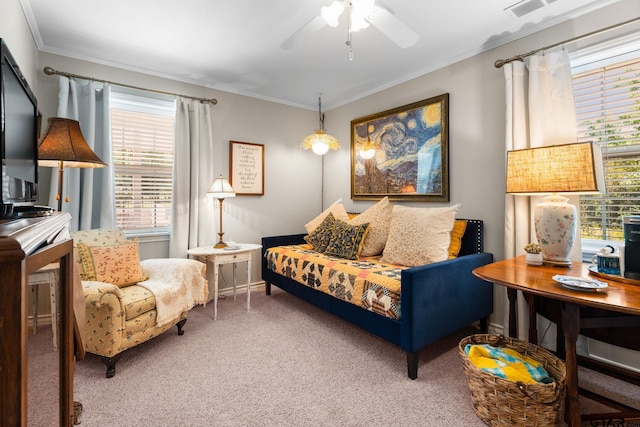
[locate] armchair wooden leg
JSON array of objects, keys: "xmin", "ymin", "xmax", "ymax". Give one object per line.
[
  {"xmin": 265, "ymin": 281, "xmax": 271, "ymax": 295},
  {"xmin": 101, "ymin": 354, "xmax": 122, "ymax": 378},
  {"xmin": 176, "ymin": 318, "xmax": 187, "ymax": 336}
]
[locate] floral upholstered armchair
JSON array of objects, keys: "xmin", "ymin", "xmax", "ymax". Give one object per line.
[{"xmin": 71, "ymin": 228, "xmax": 208, "ymax": 377}]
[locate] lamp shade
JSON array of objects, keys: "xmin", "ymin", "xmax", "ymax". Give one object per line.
[
  {"xmin": 38, "ymin": 117, "xmax": 106, "ymax": 168},
  {"xmin": 301, "ymin": 96, "xmax": 340, "ymax": 156},
  {"xmin": 506, "ymin": 141, "xmax": 605, "ymax": 195},
  {"xmin": 207, "ymin": 176, "xmax": 236, "ymax": 199}
]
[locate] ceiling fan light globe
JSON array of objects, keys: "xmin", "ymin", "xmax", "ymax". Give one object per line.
[
  {"xmin": 353, "ymin": 0, "xmax": 375, "ymax": 15},
  {"xmin": 351, "ymin": 15, "xmax": 370, "ymax": 32},
  {"xmin": 321, "ymin": 1, "xmax": 345, "ymax": 27}
]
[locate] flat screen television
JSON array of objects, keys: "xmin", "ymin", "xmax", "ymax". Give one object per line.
[{"xmin": 1, "ymin": 38, "xmax": 39, "ymax": 216}]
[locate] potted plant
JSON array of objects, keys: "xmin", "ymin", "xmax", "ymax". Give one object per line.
[{"xmin": 524, "ymin": 243, "xmax": 543, "ymax": 265}]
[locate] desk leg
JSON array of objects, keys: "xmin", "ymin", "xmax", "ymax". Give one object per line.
[
  {"xmin": 213, "ymin": 260, "xmax": 219, "ymax": 321},
  {"xmin": 31, "ymin": 284, "xmax": 39, "ymax": 334},
  {"xmin": 50, "ymin": 278, "xmax": 58, "ymax": 350},
  {"xmin": 247, "ymin": 257, "xmax": 251, "ymax": 312},
  {"xmin": 507, "ymin": 288, "xmax": 517, "ymax": 338},
  {"xmin": 526, "ymin": 293, "xmax": 537, "ymax": 345},
  {"xmin": 562, "ymin": 302, "xmax": 581, "ymax": 427}
]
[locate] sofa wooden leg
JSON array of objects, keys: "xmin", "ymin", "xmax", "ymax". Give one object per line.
[
  {"xmin": 101, "ymin": 354, "xmax": 122, "ymax": 378},
  {"xmin": 265, "ymin": 281, "xmax": 271, "ymax": 295},
  {"xmin": 407, "ymin": 351, "xmax": 418, "ymax": 380},
  {"xmin": 176, "ymin": 318, "xmax": 187, "ymax": 335}
]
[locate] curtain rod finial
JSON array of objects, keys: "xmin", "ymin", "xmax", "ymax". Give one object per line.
[{"xmin": 43, "ymin": 66, "xmax": 55, "ymax": 75}]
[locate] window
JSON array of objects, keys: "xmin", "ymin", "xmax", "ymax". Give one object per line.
[
  {"xmin": 110, "ymin": 89, "xmax": 175, "ymax": 233},
  {"xmin": 572, "ymin": 37, "xmax": 640, "ymax": 244}
]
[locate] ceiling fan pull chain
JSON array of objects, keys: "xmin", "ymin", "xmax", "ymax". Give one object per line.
[{"xmin": 347, "ymin": 1, "xmax": 354, "ymax": 60}]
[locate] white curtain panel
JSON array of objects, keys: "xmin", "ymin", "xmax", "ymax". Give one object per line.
[
  {"xmin": 52, "ymin": 76, "xmax": 115, "ymax": 231},
  {"xmin": 169, "ymin": 98, "xmax": 215, "ymax": 258},
  {"xmin": 503, "ymin": 50, "xmax": 578, "ymax": 343}
]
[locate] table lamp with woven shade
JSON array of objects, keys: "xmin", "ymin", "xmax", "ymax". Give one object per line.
[
  {"xmin": 506, "ymin": 141, "xmax": 605, "ymax": 266},
  {"xmin": 37, "ymin": 117, "xmax": 107, "ymax": 211},
  {"xmin": 208, "ymin": 175, "xmax": 236, "ymax": 248}
]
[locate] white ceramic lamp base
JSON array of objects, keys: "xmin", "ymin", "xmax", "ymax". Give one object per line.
[{"xmin": 534, "ymin": 194, "xmax": 577, "ymax": 267}]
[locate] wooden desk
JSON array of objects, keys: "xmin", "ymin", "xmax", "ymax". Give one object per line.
[
  {"xmin": 473, "ymin": 256, "xmax": 640, "ymax": 427},
  {"xmin": 0, "ymin": 212, "xmax": 78, "ymax": 427}
]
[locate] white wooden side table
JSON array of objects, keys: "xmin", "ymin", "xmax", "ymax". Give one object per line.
[
  {"xmin": 187, "ymin": 243, "xmax": 262, "ymax": 320},
  {"xmin": 27, "ymin": 262, "xmax": 59, "ymax": 349}
]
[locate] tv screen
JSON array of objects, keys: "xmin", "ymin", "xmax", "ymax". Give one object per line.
[{"xmin": 1, "ymin": 38, "xmax": 39, "ymax": 210}]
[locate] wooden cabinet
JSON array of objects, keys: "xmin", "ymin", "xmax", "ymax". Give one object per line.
[{"xmin": 0, "ymin": 212, "xmax": 76, "ymax": 426}]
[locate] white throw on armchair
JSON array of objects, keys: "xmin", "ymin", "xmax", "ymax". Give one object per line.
[{"xmin": 71, "ymin": 228, "xmax": 208, "ymax": 378}]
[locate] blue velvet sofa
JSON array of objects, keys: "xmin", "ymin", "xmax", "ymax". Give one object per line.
[{"xmin": 261, "ymin": 219, "xmax": 494, "ymax": 380}]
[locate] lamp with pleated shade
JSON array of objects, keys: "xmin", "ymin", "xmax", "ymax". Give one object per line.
[{"xmin": 37, "ymin": 117, "xmax": 107, "ymax": 211}]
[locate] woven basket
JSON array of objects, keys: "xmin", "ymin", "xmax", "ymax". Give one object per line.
[{"xmin": 459, "ymin": 334, "xmax": 566, "ymax": 427}]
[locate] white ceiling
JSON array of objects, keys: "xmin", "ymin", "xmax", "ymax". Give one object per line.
[{"xmin": 21, "ymin": 0, "xmax": 622, "ymax": 110}]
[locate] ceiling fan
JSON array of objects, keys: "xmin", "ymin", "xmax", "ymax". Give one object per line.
[{"xmin": 281, "ymin": 0, "xmax": 419, "ymax": 57}]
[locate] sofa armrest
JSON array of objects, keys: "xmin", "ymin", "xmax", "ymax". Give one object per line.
[
  {"xmin": 82, "ymin": 281, "xmax": 124, "ymax": 308},
  {"xmin": 399, "ymin": 252, "xmax": 494, "ymax": 352},
  {"xmin": 261, "ymin": 234, "xmax": 307, "ymax": 252},
  {"xmin": 261, "ymin": 233, "xmax": 307, "ymax": 264}
]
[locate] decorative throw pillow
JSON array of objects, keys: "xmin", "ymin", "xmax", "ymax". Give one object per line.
[
  {"xmin": 324, "ymin": 219, "xmax": 370, "ymax": 260},
  {"xmin": 304, "ymin": 198, "xmax": 350, "ymax": 234},
  {"xmin": 448, "ymin": 219, "xmax": 468, "ymax": 259},
  {"xmin": 381, "ymin": 204, "xmax": 461, "ymax": 267},
  {"xmin": 72, "ymin": 228, "xmax": 127, "ymax": 279},
  {"xmin": 77, "ymin": 239, "xmax": 147, "ymax": 287},
  {"xmin": 304, "ymin": 213, "xmax": 337, "ymax": 253},
  {"xmin": 348, "ymin": 196, "xmax": 393, "ymax": 257}
]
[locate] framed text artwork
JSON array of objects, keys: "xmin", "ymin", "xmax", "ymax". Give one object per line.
[
  {"xmin": 230, "ymin": 141, "xmax": 264, "ymax": 195},
  {"xmin": 350, "ymin": 93, "xmax": 449, "ymax": 201}
]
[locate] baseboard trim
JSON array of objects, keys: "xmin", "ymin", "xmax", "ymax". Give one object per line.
[{"xmin": 218, "ymin": 281, "xmax": 265, "ymax": 297}]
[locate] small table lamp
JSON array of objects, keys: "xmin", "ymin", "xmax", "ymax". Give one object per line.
[
  {"xmin": 37, "ymin": 117, "xmax": 107, "ymax": 211},
  {"xmin": 208, "ymin": 175, "xmax": 236, "ymax": 248},
  {"xmin": 506, "ymin": 141, "xmax": 605, "ymax": 266}
]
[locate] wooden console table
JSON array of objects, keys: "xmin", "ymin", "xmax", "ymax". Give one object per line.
[
  {"xmin": 473, "ymin": 256, "xmax": 640, "ymax": 427},
  {"xmin": 0, "ymin": 212, "xmax": 78, "ymax": 427}
]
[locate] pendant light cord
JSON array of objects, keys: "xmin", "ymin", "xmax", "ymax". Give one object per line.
[{"xmin": 318, "ymin": 96, "xmax": 327, "ymax": 131}]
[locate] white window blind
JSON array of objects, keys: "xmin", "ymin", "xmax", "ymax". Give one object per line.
[
  {"xmin": 110, "ymin": 92, "xmax": 175, "ymax": 232},
  {"xmin": 574, "ymin": 56, "xmax": 640, "ymax": 241}
]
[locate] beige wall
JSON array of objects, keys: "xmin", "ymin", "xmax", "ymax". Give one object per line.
[
  {"xmin": 1, "ymin": 0, "xmax": 39, "ymax": 90},
  {"xmin": 36, "ymin": 53, "xmax": 323, "ymax": 296},
  {"xmin": 5, "ymin": 0, "xmax": 640, "ymax": 328},
  {"xmin": 323, "ymin": 0, "xmax": 639, "ymax": 330}
]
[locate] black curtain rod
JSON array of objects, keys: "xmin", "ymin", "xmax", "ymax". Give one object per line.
[
  {"xmin": 494, "ymin": 16, "xmax": 640, "ymax": 68},
  {"xmin": 43, "ymin": 66, "xmax": 218, "ymax": 105}
]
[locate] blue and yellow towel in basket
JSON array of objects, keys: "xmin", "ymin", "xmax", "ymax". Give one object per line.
[{"xmin": 464, "ymin": 344, "xmax": 554, "ymax": 384}]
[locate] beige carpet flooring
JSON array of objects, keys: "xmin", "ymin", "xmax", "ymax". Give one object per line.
[{"xmin": 27, "ymin": 286, "xmax": 640, "ymax": 426}]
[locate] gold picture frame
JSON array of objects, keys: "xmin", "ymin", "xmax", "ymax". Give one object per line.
[
  {"xmin": 351, "ymin": 94, "xmax": 449, "ymax": 201},
  {"xmin": 230, "ymin": 141, "xmax": 264, "ymax": 196}
]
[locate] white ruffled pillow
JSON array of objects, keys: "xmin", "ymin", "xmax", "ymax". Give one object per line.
[{"xmin": 381, "ymin": 204, "xmax": 461, "ymax": 267}]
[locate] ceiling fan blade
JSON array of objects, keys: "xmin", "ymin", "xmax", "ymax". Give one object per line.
[
  {"xmin": 281, "ymin": 15, "xmax": 328, "ymax": 50},
  {"xmin": 367, "ymin": 6, "xmax": 419, "ymax": 49}
]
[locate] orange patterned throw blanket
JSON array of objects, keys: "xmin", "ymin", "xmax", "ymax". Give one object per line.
[{"xmin": 264, "ymin": 244, "xmax": 406, "ymax": 319}]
